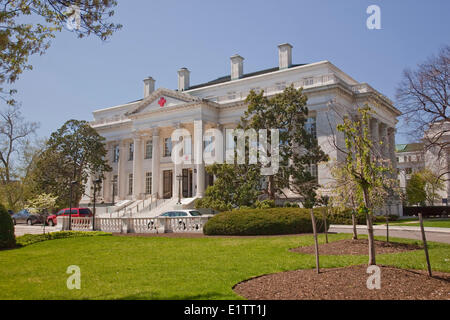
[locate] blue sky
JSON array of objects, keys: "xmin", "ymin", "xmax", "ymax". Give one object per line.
[{"xmin": 10, "ymin": 0, "xmax": 450, "ymax": 144}]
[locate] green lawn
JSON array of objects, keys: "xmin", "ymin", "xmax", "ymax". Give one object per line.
[
  {"xmin": 0, "ymin": 233, "xmax": 449, "ymax": 300},
  {"xmin": 386, "ymin": 218, "xmax": 450, "ymax": 228}
]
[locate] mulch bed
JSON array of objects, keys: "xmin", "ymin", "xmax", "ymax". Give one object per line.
[
  {"xmin": 290, "ymin": 239, "xmax": 422, "ymax": 255},
  {"xmin": 233, "ymin": 265, "xmax": 450, "ymax": 300}
]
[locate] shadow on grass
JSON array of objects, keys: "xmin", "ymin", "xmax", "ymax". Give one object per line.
[{"xmin": 112, "ymin": 291, "xmax": 234, "ymax": 300}]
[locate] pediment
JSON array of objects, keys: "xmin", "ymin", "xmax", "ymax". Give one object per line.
[{"xmin": 126, "ymin": 88, "xmax": 201, "ymax": 116}]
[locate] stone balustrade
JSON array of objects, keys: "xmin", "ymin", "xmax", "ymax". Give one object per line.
[{"xmin": 59, "ymin": 216, "xmax": 211, "ymax": 234}]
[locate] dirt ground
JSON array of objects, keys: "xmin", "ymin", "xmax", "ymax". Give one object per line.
[
  {"xmin": 233, "ymin": 265, "xmax": 450, "ymax": 300},
  {"xmin": 290, "ymin": 239, "xmax": 422, "ymax": 255}
]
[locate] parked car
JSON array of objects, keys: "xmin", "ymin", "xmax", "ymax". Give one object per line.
[
  {"xmin": 11, "ymin": 209, "xmax": 46, "ymax": 225},
  {"xmin": 46, "ymin": 208, "xmax": 93, "ymax": 226},
  {"xmin": 158, "ymin": 210, "xmax": 204, "ymax": 231},
  {"xmin": 158, "ymin": 210, "xmax": 203, "ymax": 217}
]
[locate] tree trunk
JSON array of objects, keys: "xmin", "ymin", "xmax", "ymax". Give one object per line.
[
  {"xmin": 363, "ymin": 188, "xmax": 376, "ymax": 265},
  {"xmin": 323, "ymin": 207, "xmax": 328, "ymax": 244},
  {"xmin": 351, "ymin": 210, "xmax": 358, "ymax": 240},
  {"xmin": 310, "ymin": 208, "xmax": 320, "ymax": 274}
]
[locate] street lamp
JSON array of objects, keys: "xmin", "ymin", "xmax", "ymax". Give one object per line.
[
  {"xmin": 176, "ymin": 174, "xmax": 183, "ymax": 205},
  {"xmin": 92, "ymin": 178, "xmax": 102, "ymax": 231},
  {"xmin": 68, "ymin": 180, "xmax": 78, "ymax": 231}
]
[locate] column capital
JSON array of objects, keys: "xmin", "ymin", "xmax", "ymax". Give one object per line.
[{"xmin": 151, "ymin": 127, "xmax": 160, "ymax": 137}]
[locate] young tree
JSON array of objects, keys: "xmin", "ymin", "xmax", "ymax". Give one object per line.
[
  {"xmin": 0, "ymin": 106, "xmax": 38, "ymax": 209},
  {"xmin": 29, "ymin": 120, "xmax": 111, "ymax": 207},
  {"xmin": 0, "ymin": 0, "xmax": 121, "ymax": 105},
  {"xmin": 330, "ymin": 163, "xmax": 360, "ymax": 240},
  {"xmin": 28, "ymin": 193, "xmax": 57, "ymax": 233},
  {"xmin": 241, "ymin": 85, "xmax": 328, "ymax": 201},
  {"xmin": 336, "ymin": 106, "xmax": 397, "ymax": 265},
  {"xmin": 396, "ymin": 45, "xmax": 449, "ymax": 176}
]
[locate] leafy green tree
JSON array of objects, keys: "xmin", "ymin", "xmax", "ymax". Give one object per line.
[
  {"xmin": 406, "ymin": 172, "xmax": 427, "ymax": 206},
  {"xmin": 407, "ymin": 169, "xmax": 445, "ymax": 206},
  {"xmin": 195, "ymin": 163, "xmax": 261, "ymax": 211},
  {"xmin": 336, "ymin": 106, "xmax": 397, "ymax": 265},
  {"xmin": 29, "ymin": 120, "xmax": 111, "ymax": 207},
  {"xmin": 0, "ymin": 0, "xmax": 121, "ymax": 105},
  {"xmin": 241, "ymin": 85, "xmax": 328, "ymax": 201}
]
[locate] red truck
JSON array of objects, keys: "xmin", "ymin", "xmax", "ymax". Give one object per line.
[{"xmin": 46, "ymin": 208, "xmax": 93, "ymax": 226}]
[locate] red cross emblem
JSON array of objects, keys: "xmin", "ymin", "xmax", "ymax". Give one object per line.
[{"xmin": 158, "ymin": 97, "xmax": 166, "ymax": 107}]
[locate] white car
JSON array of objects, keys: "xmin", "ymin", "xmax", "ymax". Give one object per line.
[{"xmin": 158, "ymin": 210, "xmax": 203, "ymax": 217}]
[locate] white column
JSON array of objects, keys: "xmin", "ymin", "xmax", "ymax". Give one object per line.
[
  {"xmin": 388, "ymin": 127, "xmax": 397, "ymax": 168},
  {"xmin": 133, "ymin": 134, "xmax": 144, "ymax": 200},
  {"xmin": 370, "ymin": 118, "xmax": 380, "ymax": 157},
  {"xmin": 194, "ymin": 120, "xmax": 205, "ymax": 197},
  {"xmin": 151, "ymin": 128, "xmax": 160, "ymax": 199},
  {"xmin": 103, "ymin": 143, "xmax": 112, "ymax": 202},
  {"xmin": 172, "ymin": 124, "xmax": 182, "ymax": 199},
  {"xmin": 118, "ymin": 140, "xmax": 127, "ymax": 199},
  {"xmin": 379, "ymin": 123, "xmax": 388, "ymax": 159}
]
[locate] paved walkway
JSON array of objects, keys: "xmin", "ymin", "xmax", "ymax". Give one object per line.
[
  {"xmin": 14, "ymin": 225, "xmax": 59, "ymax": 237},
  {"xmin": 329, "ymin": 224, "xmax": 450, "ymax": 244}
]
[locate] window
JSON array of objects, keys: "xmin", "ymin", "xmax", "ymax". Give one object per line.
[
  {"xmin": 164, "ymin": 138, "xmax": 172, "ymax": 157},
  {"xmin": 304, "ymin": 77, "xmax": 314, "ymax": 86},
  {"xmin": 128, "ymin": 173, "xmax": 133, "ymax": 195},
  {"xmin": 129, "ymin": 143, "xmax": 134, "ymax": 161},
  {"xmin": 309, "ymin": 163, "xmax": 318, "ymax": 177},
  {"xmin": 227, "ymin": 91, "xmax": 236, "ymax": 100},
  {"xmin": 145, "ymin": 140, "xmax": 152, "ymax": 159},
  {"xmin": 113, "ymin": 145, "xmax": 119, "ymax": 162},
  {"xmin": 189, "ymin": 211, "xmax": 202, "ymax": 217},
  {"xmin": 112, "ymin": 175, "xmax": 118, "ymax": 196},
  {"xmin": 305, "ymin": 117, "xmax": 317, "ymax": 139},
  {"xmin": 145, "ymin": 172, "xmax": 152, "ymax": 194}
]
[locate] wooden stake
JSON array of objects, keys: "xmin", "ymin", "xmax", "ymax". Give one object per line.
[
  {"xmin": 323, "ymin": 207, "xmax": 328, "ymax": 244},
  {"xmin": 419, "ymin": 213, "xmax": 432, "ymax": 277},
  {"xmin": 385, "ymin": 214, "xmax": 389, "ymax": 243},
  {"xmin": 310, "ymin": 208, "xmax": 320, "ymax": 274}
]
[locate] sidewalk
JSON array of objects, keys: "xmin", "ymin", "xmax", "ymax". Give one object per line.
[{"xmin": 329, "ymin": 224, "xmax": 450, "ymax": 244}]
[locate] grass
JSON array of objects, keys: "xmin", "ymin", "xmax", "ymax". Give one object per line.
[
  {"xmin": 0, "ymin": 233, "xmax": 449, "ymax": 300},
  {"xmin": 383, "ymin": 218, "xmax": 450, "ymax": 228}
]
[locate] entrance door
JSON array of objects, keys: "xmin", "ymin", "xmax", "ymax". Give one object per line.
[
  {"xmin": 182, "ymin": 169, "xmax": 193, "ymax": 198},
  {"xmin": 163, "ymin": 170, "xmax": 173, "ymax": 199}
]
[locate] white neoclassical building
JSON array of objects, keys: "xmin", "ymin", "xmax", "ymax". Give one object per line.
[{"xmin": 83, "ymin": 43, "xmax": 401, "ymax": 216}]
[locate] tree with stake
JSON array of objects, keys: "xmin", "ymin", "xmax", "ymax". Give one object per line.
[{"xmin": 336, "ymin": 106, "xmax": 398, "ymax": 265}]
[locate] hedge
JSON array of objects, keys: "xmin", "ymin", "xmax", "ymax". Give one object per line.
[
  {"xmin": 0, "ymin": 204, "xmax": 16, "ymax": 249},
  {"xmin": 16, "ymin": 231, "xmax": 112, "ymax": 248},
  {"xmin": 203, "ymin": 208, "xmax": 327, "ymax": 235},
  {"xmin": 203, "ymin": 208, "xmax": 399, "ymax": 235}
]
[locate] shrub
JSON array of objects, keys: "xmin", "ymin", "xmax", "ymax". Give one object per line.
[
  {"xmin": 254, "ymin": 200, "xmax": 276, "ymax": 209},
  {"xmin": 16, "ymin": 231, "xmax": 111, "ymax": 247},
  {"xmin": 326, "ymin": 210, "xmax": 399, "ymax": 225},
  {"xmin": 0, "ymin": 204, "xmax": 16, "ymax": 249},
  {"xmin": 203, "ymin": 208, "xmax": 326, "ymax": 236}
]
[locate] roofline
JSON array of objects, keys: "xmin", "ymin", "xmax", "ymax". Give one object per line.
[{"xmin": 184, "ymin": 60, "xmax": 331, "ymax": 93}]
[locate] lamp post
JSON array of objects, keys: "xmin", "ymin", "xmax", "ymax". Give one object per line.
[
  {"xmin": 176, "ymin": 174, "xmax": 183, "ymax": 205},
  {"xmin": 68, "ymin": 180, "xmax": 78, "ymax": 231},
  {"xmin": 92, "ymin": 178, "xmax": 102, "ymax": 231}
]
